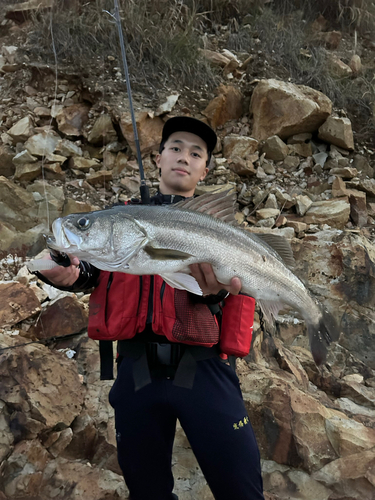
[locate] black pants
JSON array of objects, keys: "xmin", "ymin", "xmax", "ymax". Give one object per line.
[{"xmin": 109, "ymin": 355, "xmax": 264, "ymax": 500}]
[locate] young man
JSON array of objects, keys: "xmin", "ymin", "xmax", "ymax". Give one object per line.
[{"xmin": 38, "ymin": 117, "xmax": 265, "ymax": 500}]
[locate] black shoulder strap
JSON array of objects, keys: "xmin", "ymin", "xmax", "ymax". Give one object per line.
[{"xmin": 99, "ymin": 340, "xmax": 114, "ymax": 380}]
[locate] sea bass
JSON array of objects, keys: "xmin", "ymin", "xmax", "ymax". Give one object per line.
[{"xmin": 46, "ymin": 191, "xmax": 340, "ymax": 365}]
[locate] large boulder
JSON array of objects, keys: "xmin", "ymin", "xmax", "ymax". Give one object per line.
[
  {"xmin": 0, "ymin": 176, "xmax": 39, "ymax": 231},
  {"xmin": 318, "ymin": 116, "xmax": 354, "ymax": 150},
  {"xmin": 120, "ymin": 112, "xmax": 164, "ymax": 154},
  {"xmin": 250, "ymin": 79, "xmax": 332, "ymax": 140},
  {"xmin": 203, "ymin": 85, "xmax": 243, "ymax": 129}
]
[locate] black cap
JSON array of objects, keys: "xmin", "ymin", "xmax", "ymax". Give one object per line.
[{"xmin": 160, "ymin": 116, "xmax": 217, "ymax": 155}]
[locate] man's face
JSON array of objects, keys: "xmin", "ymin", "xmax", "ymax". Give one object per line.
[{"xmin": 156, "ymin": 131, "xmax": 209, "ymax": 197}]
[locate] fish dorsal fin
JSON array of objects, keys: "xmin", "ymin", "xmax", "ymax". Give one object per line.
[
  {"xmin": 254, "ymin": 233, "xmax": 295, "ymax": 269},
  {"xmin": 172, "ymin": 189, "xmax": 237, "ymax": 225}
]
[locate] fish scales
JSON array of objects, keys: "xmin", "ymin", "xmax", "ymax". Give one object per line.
[
  {"xmin": 122, "ymin": 205, "xmax": 319, "ymax": 320},
  {"xmin": 46, "ymin": 193, "xmax": 341, "ymax": 366}
]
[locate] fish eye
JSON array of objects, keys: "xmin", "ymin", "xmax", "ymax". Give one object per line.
[{"xmin": 77, "ymin": 217, "xmax": 91, "ymax": 230}]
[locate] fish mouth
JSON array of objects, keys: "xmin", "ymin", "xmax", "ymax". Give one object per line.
[{"xmin": 48, "ymin": 218, "xmax": 82, "ymax": 251}]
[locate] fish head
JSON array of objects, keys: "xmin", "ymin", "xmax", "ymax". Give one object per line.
[{"xmin": 47, "ymin": 208, "xmax": 148, "ymax": 269}]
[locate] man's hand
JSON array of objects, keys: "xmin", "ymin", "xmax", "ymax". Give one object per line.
[
  {"xmin": 189, "ymin": 263, "xmax": 241, "ymax": 296},
  {"xmin": 39, "ymin": 254, "xmax": 81, "ymax": 287}
]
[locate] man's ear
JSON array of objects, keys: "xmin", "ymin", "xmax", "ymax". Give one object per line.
[
  {"xmin": 155, "ymin": 153, "xmax": 161, "ymax": 167},
  {"xmin": 199, "ymin": 167, "xmax": 209, "ymax": 181}
]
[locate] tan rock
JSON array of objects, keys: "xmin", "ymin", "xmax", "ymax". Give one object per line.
[
  {"xmin": 256, "ymin": 208, "xmax": 280, "ymax": 219},
  {"xmin": 29, "ymin": 296, "xmax": 88, "ymax": 339},
  {"xmin": 0, "ymin": 176, "xmax": 39, "ymax": 231},
  {"xmin": 2, "ymin": 439, "xmax": 50, "ymax": 498},
  {"xmin": 341, "ymin": 378, "xmax": 375, "ymax": 408},
  {"xmin": 239, "ymin": 363, "xmax": 337, "ymax": 470},
  {"xmin": 262, "ymin": 135, "xmax": 289, "ymax": 161},
  {"xmin": 55, "ymin": 139, "xmax": 83, "ymax": 157},
  {"xmin": 313, "ymin": 449, "xmax": 375, "ymax": 498},
  {"xmin": 12, "ymin": 149, "xmax": 37, "ymax": 165},
  {"xmin": 62, "ymin": 198, "xmax": 96, "ymax": 216},
  {"xmin": 332, "ymin": 176, "xmax": 347, "ymax": 197},
  {"xmin": 228, "ymin": 157, "xmax": 256, "ymax": 176},
  {"xmin": 288, "ymin": 143, "xmax": 313, "ymax": 157},
  {"xmin": 0, "ymin": 222, "xmax": 46, "ymax": 255},
  {"xmin": 251, "ymin": 79, "xmax": 332, "ymax": 140},
  {"xmin": 0, "ymin": 401, "xmax": 14, "ymax": 462},
  {"xmin": 69, "ymin": 156, "xmax": 100, "ymax": 172},
  {"xmin": 0, "ymin": 282, "xmax": 40, "ymax": 327},
  {"xmin": 349, "ymin": 190, "xmax": 367, "ymax": 227},
  {"xmin": 14, "ymin": 162, "xmax": 42, "ymax": 182},
  {"xmin": 86, "ymin": 169, "xmax": 113, "ymax": 185},
  {"xmin": 262, "ymin": 460, "xmax": 332, "ymax": 500},
  {"xmin": 328, "ymin": 55, "xmax": 353, "ymax": 78},
  {"xmin": 349, "ymin": 54, "xmax": 362, "ymax": 75},
  {"xmin": 48, "ymin": 428, "xmax": 73, "ymax": 458},
  {"xmin": 273, "ymin": 338, "xmax": 309, "ymax": 390},
  {"xmin": 265, "ymin": 193, "xmax": 278, "ymax": 209},
  {"xmin": 120, "ymin": 175, "xmax": 141, "ymax": 194},
  {"xmin": 103, "ymin": 150, "xmax": 116, "ymax": 170},
  {"xmin": 329, "ymin": 167, "xmax": 358, "ymax": 179},
  {"xmin": 56, "ymin": 103, "xmax": 90, "ymax": 136},
  {"xmin": 24, "ymin": 131, "xmax": 60, "ymax": 157},
  {"xmin": 120, "ymin": 111, "xmax": 164, "ymax": 154},
  {"xmin": 286, "ymin": 220, "xmax": 308, "ymax": 233},
  {"xmin": 325, "ymin": 414, "xmax": 375, "ymax": 456},
  {"xmin": 155, "ymin": 94, "xmax": 180, "ymax": 116},
  {"xmin": 304, "ymin": 198, "xmax": 350, "ymax": 228},
  {"xmin": 223, "ymin": 135, "xmax": 258, "ymax": 159},
  {"xmin": 318, "ymin": 116, "xmax": 354, "ymax": 150},
  {"xmin": 0, "ymin": 337, "xmax": 84, "ymax": 428},
  {"xmin": 41, "ymin": 458, "xmax": 127, "ymax": 499},
  {"xmin": 203, "ymin": 85, "xmax": 243, "ymax": 129},
  {"xmin": 44, "ymin": 162, "xmax": 65, "ymax": 180},
  {"xmin": 87, "ymin": 114, "xmax": 118, "ymax": 145},
  {"xmin": 200, "ymin": 49, "xmax": 231, "ymax": 67},
  {"xmin": 295, "ymin": 195, "xmax": 313, "ymax": 216},
  {"xmin": 34, "ymin": 106, "xmax": 51, "ymax": 117},
  {"xmin": 274, "ymin": 187, "xmax": 295, "ymax": 209},
  {"xmin": 283, "ymin": 156, "xmax": 300, "ymax": 171},
  {"xmin": 7, "ymin": 116, "xmax": 34, "ymax": 143},
  {"xmin": 0, "ymin": 145, "xmax": 15, "ymax": 177},
  {"xmin": 113, "ymin": 151, "xmax": 131, "ymax": 175},
  {"xmin": 352, "ymin": 154, "xmax": 374, "ymax": 178}
]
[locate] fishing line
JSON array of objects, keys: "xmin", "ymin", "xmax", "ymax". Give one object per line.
[
  {"xmin": 39, "ymin": 5, "xmax": 60, "ymax": 231},
  {"xmin": 0, "ymin": 328, "xmax": 88, "ymax": 353}
]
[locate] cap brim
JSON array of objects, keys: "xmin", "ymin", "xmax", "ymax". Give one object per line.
[{"xmin": 161, "ymin": 117, "xmax": 217, "ymax": 154}]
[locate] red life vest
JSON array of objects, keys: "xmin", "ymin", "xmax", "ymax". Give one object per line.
[{"xmin": 88, "ymin": 271, "xmax": 255, "ymax": 357}]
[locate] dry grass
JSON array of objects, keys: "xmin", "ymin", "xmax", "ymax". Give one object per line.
[
  {"xmin": 26, "ymin": 0, "xmax": 221, "ymax": 90},
  {"xmin": 228, "ymin": 6, "xmax": 375, "ymax": 139},
  {"xmin": 273, "ymin": 0, "xmax": 375, "ymax": 33}
]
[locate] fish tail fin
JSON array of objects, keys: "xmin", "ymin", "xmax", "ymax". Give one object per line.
[{"xmin": 307, "ymin": 307, "xmax": 341, "ymax": 366}]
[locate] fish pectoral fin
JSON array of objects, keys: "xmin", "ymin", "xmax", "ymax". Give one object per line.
[
  {"xmin": 257, "ymin": 300, "xmax": 284, "ymax": 323},
  {"xmin": 160, "ymin": 272, "xmax": 202, "ymax": 295},
  {"xmin": 144, "ymin": 246, "xmax": 193, "ymax": 261}
]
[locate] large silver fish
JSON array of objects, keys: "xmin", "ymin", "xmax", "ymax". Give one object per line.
[{"xmin": 47, "ymin": 191, "xmax": 340, "ymax": 365}]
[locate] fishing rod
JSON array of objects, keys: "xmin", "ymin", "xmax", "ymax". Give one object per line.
[
  {"xmin": 47, "ymin": 1, "xmax": 151, "ymax": 268},
  {"xmin": 106, "ymin": 0, "xmax": 150, "ymax": 205}
]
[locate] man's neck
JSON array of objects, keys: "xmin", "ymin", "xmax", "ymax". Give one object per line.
[{"xmin": 159, "ymin": 188, "xmax": 195, "ymax": 198}]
